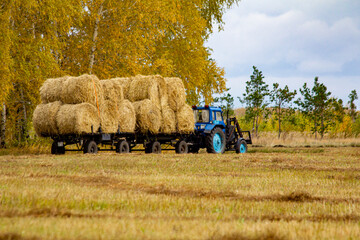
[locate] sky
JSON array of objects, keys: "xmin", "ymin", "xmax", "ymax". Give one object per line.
[{"xmin": 207, "ymin": 0, "xmax": 360, "ymax": 107}]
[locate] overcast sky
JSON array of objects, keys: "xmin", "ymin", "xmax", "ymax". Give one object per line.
[{"xmin": 207, "ymin": 0, "xmax": 360, "ymax": 107}]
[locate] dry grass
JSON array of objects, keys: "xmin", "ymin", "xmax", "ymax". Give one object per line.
[
  {"xmin": 250, "ymin": 131, "xmax": 360, "ymax": 147},
  {"xmin": 0, "ymin": 147, "xmax": 360, "ymax": 239}
]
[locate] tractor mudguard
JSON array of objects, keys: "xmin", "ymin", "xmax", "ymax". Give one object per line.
[{"xmin": 204, "ymin": 124, "xmax": 225, "ymax": 134}]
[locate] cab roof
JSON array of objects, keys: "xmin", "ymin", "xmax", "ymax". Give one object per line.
[{"xmin": 192, "ymin": 106, "xmax": 222, "ymax": 111}]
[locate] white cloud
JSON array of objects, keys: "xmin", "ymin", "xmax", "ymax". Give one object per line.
[
  {"xmin": 207, "ymin": 0, "xmax": 360, "ymax": 105},
  {"xmin": 207, "ymin": 8, "xmax": 360, "ymax": 75}
]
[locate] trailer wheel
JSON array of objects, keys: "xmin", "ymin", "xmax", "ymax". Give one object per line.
[
  {"xmin": 206, "ymin": 127, "xmax": 226, "ymax": 154},
  {"xmin": 146, "ymin": 141, "xmax": 161, "ymax": 154},
  {"xmin": 116, "ymin": 140, "xmax": 130, "ymax": 154},
  {"xmin": 83, "ymin": 140, "xmax": 98, "ymax": 154},
  {"xmin": 236, "ymin": 139, "xmax": 247, "ymax": 153},
  {"xmin": 51, "ymin": 142, "xmax": 65, "ymax": 155},
  {"xmin": 175, "ymin": 140, "xmax": 188, "ymax": 154}
]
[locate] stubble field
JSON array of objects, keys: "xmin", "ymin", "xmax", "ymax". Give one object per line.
[{"xmin": 0, "ymin": 147, "xmax": 360, "ymax": 239}]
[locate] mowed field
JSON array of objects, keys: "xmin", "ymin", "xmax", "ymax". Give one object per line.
[{"xmin": 0, "ymin": 147, "xmax": 360, "ymax": 239}]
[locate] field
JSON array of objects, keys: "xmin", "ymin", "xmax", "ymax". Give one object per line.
[{"xmin": 0, "ymin": 147, "xmax": 360, "ymax": 239}]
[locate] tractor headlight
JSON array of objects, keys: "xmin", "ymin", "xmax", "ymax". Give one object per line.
[{"xmin": 201, "ymin": 124, "xmax": 206, "ymax": 129}]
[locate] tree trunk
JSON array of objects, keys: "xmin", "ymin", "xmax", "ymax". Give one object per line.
[
  {"xmin": 252, "ymin": 116, "xmax": 255, "ymax": 136},
  {"xmin": 321, "ymin": 113, "xmax": 324, "ymax": 140},
  {"xmin": 89, "ymin": 4, "xmax": 104, "ymax": 74},
  {"xmin": 0, "ymin": 103, "xmax": 6, "ymax": 148},
  {"xmin": 278, "ymin": 105, "xmax": 281, "ymax": 139},
  {"xmin": 20, "ymin": 88, "xmax": 28, "ymax": 141},
  {"xmin": 255, "ymin": 115, "xmax": 259, "ymax": 137},
  {"xmin": 314, "ymin": 116, "xmax": 317, "ymax": 140}
]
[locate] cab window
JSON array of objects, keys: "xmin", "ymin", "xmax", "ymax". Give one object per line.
[
  {"xmin": 216, "ymin": 112, "xmax": 223, "ymax": 121},
  {"xmin": 194, "ymin": 109, "xmax": 209, "ymax": 123}
]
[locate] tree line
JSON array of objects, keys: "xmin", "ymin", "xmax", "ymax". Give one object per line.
[
  {"xmin": 0, "ymin": 0, "xmax": 239, "ymax": 147},
  {"xmin": 215, "ymin": 66, "xmax": 359, "ymax": 139}
]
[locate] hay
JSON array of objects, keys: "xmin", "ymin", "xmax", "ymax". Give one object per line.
[
  {"xmin": 56, "ymin": 103, "xmax": 101, "ymax": 135},
  {"xmin": 100, "ymin": 100, "xmax": 119, "ymax": 133},
  {"xmin": 61, "ymin": 74, "xmax": 103, "ymax": 107},
  {"xmin": 128, "ymin": 75, "xmax": 161, "ymax": 108},
  {"xmin": 114, "ymin": 77, "xmax": 132, "ymax": 99},
  {"xmin": 161, "ymin": 106, "xmax": 176, "ymax": 134},
  {"xmin": 132, "ymin": 99, "xmax": 161, "ymax": 134},
  {"xmin": 32, "ymin": 101, "xmax": 62, "ymax": 137},
  {"xmin": 165, "ymin": 77, "xmax": 186, "ymax": 111},
  {"xmin": 153, "ymin": 75, "xmax": 168, "ymax": 108},
  {"xmin": 176, "ymin": 104, "xmax": 195, "ymax": 134},
  {"xmin": 118, "ymin": 100, "xmax": 136, "ymax": 133},
  {"xmin": 40, "ymin": 76, "xmax": 69, "ymax": 103},
  {"xmin": 100, "ymin": 80, "xmax": 124, "ymax": 105}
]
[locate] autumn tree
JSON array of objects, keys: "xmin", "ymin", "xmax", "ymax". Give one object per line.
[
  {"xmin": 270, "ymin": 83, "xmax": 297, "ymax": 139},
  {"xmin": 348, "ymin": 90, "xmax": 358, "ymax": 123},
  {"xmin": 2, "ymin": 0, "xmax": 82, "ymax": 145},
  {"xmin": 60, "ymin": 0, "xmax": 234, "ymax": 104},
  {"xmin": 214, "ymin": 88, "xmax": 234, "ymax": 119},
  {"xmin": 240, "ymin": 66, "xmax": 269, "ymax": 137},
  {"xmin": 1, "ymin": 0, "xmax": 238, "ymax": 145},
  {"xmin": 295, "ymin": 77, "xmax": 332, "ymax": 139}
]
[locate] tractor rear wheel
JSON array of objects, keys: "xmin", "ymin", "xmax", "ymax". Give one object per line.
[
  {"xmin": 83, "ymin": 140, "xmax": 98, "ymax": 154},
  {"xmin": 206, "ymin": 128, "xmax": 226, "ymax": 154},
  {"xmin": 236, "ymin": 139, "xmax": 248, "ymax": 153},
  {"xmin": 116, "ymin": 140, "xmax": 130, "ymax": 154},
  {"xmin": 175, "ymin": 140, "xmax": 188, "ymax": 154}
]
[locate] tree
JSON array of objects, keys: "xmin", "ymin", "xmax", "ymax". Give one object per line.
[
  {"xmin": 295, "ymin": 77, "xmax": 332, "ymax": 139},
  {"xmin": 239, "ymin": 66, "xmax": 269, "ymax": 137},
  {"xmin": 213, "ymin": 88, "xmax": 234, "ymax": 119},
  {"xmin": 2, "ymin": 0, "xmax": 237, "ymax": 145},
  {"xmin": 270, "ymin": 83, "xmax": 297, "ymax": 139},
  {"xmin": 348, "ymin": 90, "xmax": 358, "ymax": 123}
]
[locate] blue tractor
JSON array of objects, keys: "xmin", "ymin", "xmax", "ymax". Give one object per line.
[{"xmin": 186, "ymin": 105, "xmax": 252, "ymax": 154}]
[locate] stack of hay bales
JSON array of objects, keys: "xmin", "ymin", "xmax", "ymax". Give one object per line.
[
  {"xmin": 165, "ymin": 77, "xmax": 194, "ymax": 134},
  {"xmin": 34, "ymin": 74, "xmax": 103, "ymax": 136},
  {"xmin": 119, "ymin": 75, "xmax": 194, "ymax": 134},
  {"xmin": 100, "ymin": 79, "xmax": 136, "ymax": 133},
  {"xmin": 33, "ymin": 74, "xmax": 194, "ymax": 137}
]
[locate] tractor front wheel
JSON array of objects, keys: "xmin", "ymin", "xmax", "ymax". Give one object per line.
[
  {"xmin": 206, "ymin": 128, "xmax": 226, "ymax": 154},
  {"xmin": 236, "ymin": 139, "xmax": 248, "ymax": 153}
]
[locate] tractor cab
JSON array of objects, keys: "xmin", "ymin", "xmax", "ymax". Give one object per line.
[{"xmin": 193, "ymin": 105, "xmax": 226, "ymax": 133}]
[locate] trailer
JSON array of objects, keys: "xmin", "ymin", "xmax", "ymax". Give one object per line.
[{"xmin": 50, "ymin": 105, "xmax": 252, "ymax": 155}]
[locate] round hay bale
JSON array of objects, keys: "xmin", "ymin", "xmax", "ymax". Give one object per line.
[
  {"xmin": 151, "ymin": 75, "xmax": 168, "ymax": 108},
  {"xmin": 161, "ymin": 106, "xmax": 176, "ymax": 134},
  {"xmin": 165, "ymin": 77, "xmax": 186, "ymax": 111},
  {"xmin": 57, "ymin": 103, "xmax": 101, "ymax": 135},
  {"xmin": 132, "ymin": 99, "xmax": 161, "ymax": 134},
  {"xmin": 100, "ymin": 100, "xmax": 119, "ymax": 133},
  {"xmin": 61, "ymin": 74, "xmax": 103, "ymax": 107},
  {"xmin": 118, "ymin": 100, "xmax": 136, "ymax": 133},
  {"xmin": 100, "ymin": 80, "xmax": 124, "ymax": 105},
  {"xmin": 114, "ymin": 77, "xmax": 132, "ymax": 99},
  {"xmin": 176, "ymin": 104, "xmax": 195, "ymax": 134},
  {"xmin": 40, "ymin": 76, "xmax": 69, "ymax": 103},
  {"xmin": 128, "ymin": 75, "xmax": 160, "ymax": 108},
  {"xmin": 32, "ymin": 101, "xmax": 62, "ymax": 137}
]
